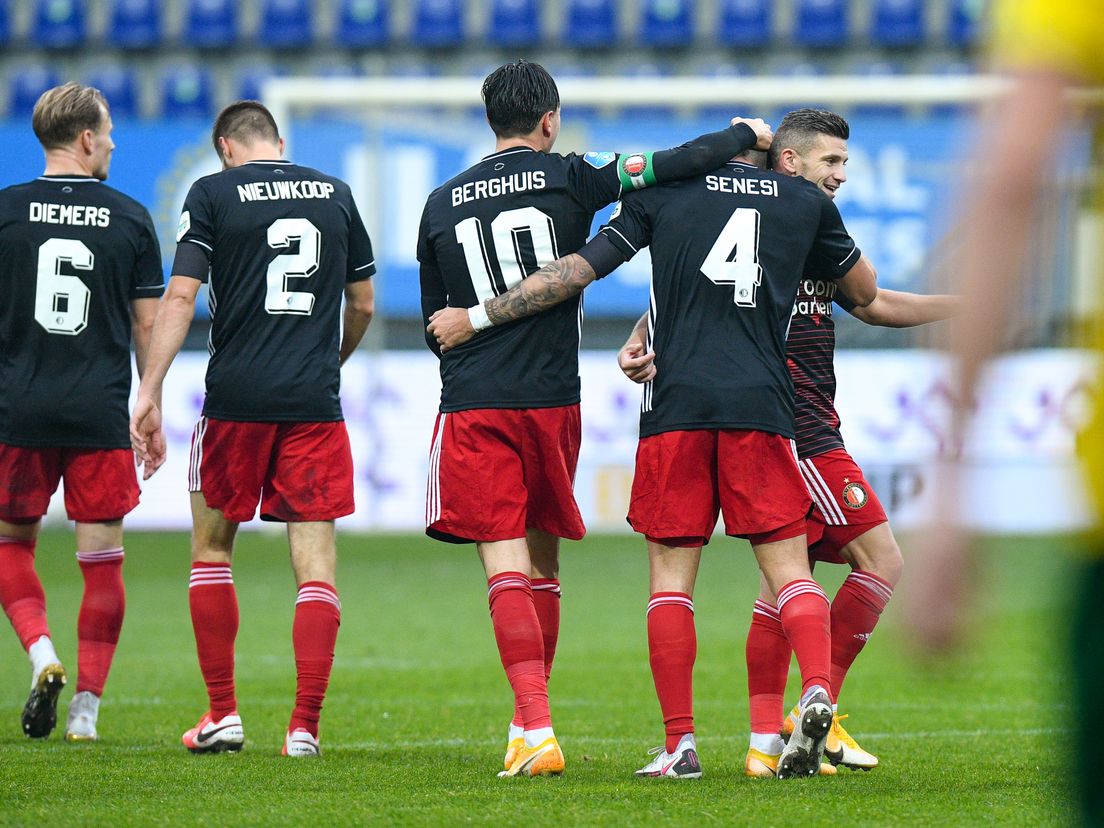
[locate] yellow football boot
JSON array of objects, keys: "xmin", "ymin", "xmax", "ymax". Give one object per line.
[
  {"xmin": 504, "ymin": 736, "xmax": 524, "ymax": 771},
  {"xmin": 498, "ymin": 736, "xmax": 565, "ymax": 777},
  {"xmin": 783, "ymin": 706, "xmax": 878, "ymax": 770},
  {"xmin": 745, "ymin": 748, "xmax": 836, "ymax": 778}
]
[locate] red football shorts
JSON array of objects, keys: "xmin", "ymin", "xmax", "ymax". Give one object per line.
[
  {"xmin": 798, "ymin": 449, "xmax": 889, "ymax": 564},
  {"xmin": 627, "ymin": 429, "xmax": 811, "ymax": 548},
  {"xmin": 0, "ymin": 442, "xmax": 139, "ymax": 523},
  {"xmin": 188, "ymin": 417, "xmax": 354, "ymax": 523},
  {"xmin": 425, "ymin": 405, "xmax": 585, "ymax": 544}
]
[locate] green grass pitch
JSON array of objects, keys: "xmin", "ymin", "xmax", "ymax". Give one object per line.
[{"xmin": 0, "ymin": 531, "xmax": 1071, "ymax": 825}]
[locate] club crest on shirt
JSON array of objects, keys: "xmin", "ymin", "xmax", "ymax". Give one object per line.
[
  {"xmin": 610, "ymin": 200, "xmax": 623, "ymax": 219},
  {"xmin": 584, "ymin": 151, "xmax": 616, "ymax": 169},
  {"xmin": 622, "ymin": 153, "xmax": 647, "ymax": 176},
  {"xmin": 176, "ymin": 210, "xmax": 190, "ymax": 242},
  {"xmin": 841, "ymin": 481, "xmax": 868, "ymax": 510}
]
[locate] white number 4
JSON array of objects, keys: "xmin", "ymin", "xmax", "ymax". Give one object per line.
[{"xmin": 700, "ymin": 207, "xmax": 762, "ymax": 307}]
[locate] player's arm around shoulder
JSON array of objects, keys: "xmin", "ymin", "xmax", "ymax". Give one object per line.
[
  {"xmin": 835, "ymin": 255, "xmax": 877, "ymax": 308},
  {"xmin": 844, "ymin": 286, "xmax": 960, "ymax": 328}
]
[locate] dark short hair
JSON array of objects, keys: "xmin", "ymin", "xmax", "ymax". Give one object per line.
[
  {"xmin": 481, "ymin": 60, "xmax": 560, "ymax": 139},
  {"xmin": 212, "ymin": 100, "xmax": 280, "ymax": 159},
  {"xmin": 769, "ymin": 108, "xmax": 850, "ymax": 170},
  {"xmin": 32, "ymin": 82, "xmax": 108, "ymax": 150}
]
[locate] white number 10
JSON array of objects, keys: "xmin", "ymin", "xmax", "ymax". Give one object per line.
[{"xmin": 700, "ymin": 207, "xmax": 762, "ymax": 307}]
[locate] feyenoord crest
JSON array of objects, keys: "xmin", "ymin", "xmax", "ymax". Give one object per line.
[
  {"xmin": 841, "ymin": 481, "xmax": 868, "ymax": 510},
  {"xmin": 622, "ymin": 153, "xmax": 648, "ymax": 177}
]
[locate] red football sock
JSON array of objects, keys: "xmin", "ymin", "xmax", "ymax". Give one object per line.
[
  {"xmin": 188, "ymin": 562, "xmax": 238, "ymax": 720},
  {"xmin": 513, "ymin": 578, "xmax": 560, "ymax": 727},
  {"xmin": 830, "ymin": 570, "xmax": 893, "ymax": 704},
  {"xmin": 746, "ymin": 599, "xmax": 790, "ymax": 735},
  {"xmin": 290, "ymin": 581, "xmax": 341, "ymax": 737},
  {"xmin": 647, "ymin": 592, "xmax": 696, "ymax": 754},
  {"xmin": 0, "ymin": 537, "xmax": 50, "ymax": 650},
  {"xmin": 488, "ymin": 572, "xmax": 550, "ymax": 730},
  {"xmin": 776, "ymin": 579, "xmax": 831, "ymax": 697},
  {"xmin": 75, "ymin": 548, "xmax": 126, "ymax": 696}
]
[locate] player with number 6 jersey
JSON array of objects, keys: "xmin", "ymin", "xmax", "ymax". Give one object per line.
[
  {"xmin": 130, "ymin": 101, "xmax": 376, "ymax": 758},
  {"xmin": 417, "ymin": 60, "xmax": 771, "ymax": 778},
  {"xmin": 0, "ymin": 83, "xmax": 163, "ymax": 743}
]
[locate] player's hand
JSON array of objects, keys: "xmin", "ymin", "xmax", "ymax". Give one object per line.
[
  {"xmin": 618, "ymin": 342, "xmax": 656, "ymax": 383},
  {"xmin": 428, "ymin": 307, "xmax": 477, "ymax": 353},
  {"xmin": 731, "ymin": 117, "xmax": 773, "ymax": 151},
  {"xmin": 130, "ymin": 394, "xmax": 166, "ymax": 480}
]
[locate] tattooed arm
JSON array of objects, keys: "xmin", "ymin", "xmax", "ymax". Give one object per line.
[{"xmin": 427, "ymin": 234, "xmax": 626, "ymax": 353}]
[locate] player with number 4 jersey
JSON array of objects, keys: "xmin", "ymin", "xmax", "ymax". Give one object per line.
[
  {"xmin": 130, "ymin": 101, "xmax": 376, "ymax": 757},
  {"xmin": 417, "ymin": 60, "xmax": 771, "ymax": 778},
  {"xmin": 0, "ymin": 83, "xmax": 163, "ymax": 743}
]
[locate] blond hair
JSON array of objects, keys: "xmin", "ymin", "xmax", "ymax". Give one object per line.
[{"xmin": 32, "ymin": 82, "xmax": 108, "ymax": 150}]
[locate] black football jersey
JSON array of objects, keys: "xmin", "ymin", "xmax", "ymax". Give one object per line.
[
  {"xmin": 788, "ymin": 278, "xmax": 857, "ymax": 459},
  {"xmin": 174, "ymin": 160, "xmax": 375, "ymax": 422},
  {"xmin": 0, "ymin": 176, "xmax": 164, "ymax": 448},
  {"xmin": 418, "ymin": 147, "xmax": 632, "ymax": 412},
  {"xmin": 599, "ymin": 162, "xmax": 861, "ymax": 440}
]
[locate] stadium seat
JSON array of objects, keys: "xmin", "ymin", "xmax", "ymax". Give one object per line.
[
  {"xmin": 336, "ymin": 0, "xmax": 389, "ymax": 48},
  {"xmin": 108, "ymin": 0, "xmax": 161, "ymax": 49},
  {"xmin": 717, "ymin": 0, "xmax": 771, "ymax": 48},
  {"xmin": 9, "ymin": 65, "xmax": 61, "ymax": 117},
  {"xmin": 411, "ymin": 0, "xmax": 463, "ymax": 47},
  {"xmin": 86, "ymin": 65, "xmax": 140, "ymax": 119},
  {"xmin": 870, "ymin": 0, "xmax": 924, "ymax": 48},
  {"xmin": 640, "ymin": 0, "xmax": 693, "ymax": 49},
  {"xmin": 160, "ymin": 65, "xmax": 213, "ymax": 119},
  {"xmin": 236, "ymin": 64, "xmax": 285, "ymax": 102},
  {"xmin": 0, "ymin": 0, "xmax": 11, "ymax": 47},
  {"xmin": 259, "ymin": 0, "xmax": 312, "ymax": 48},
  {"xmin": 793, "ymin": 0, "xmax": 849, "ymax": 48},
  {"xmin": 33, "ymin": 0, "xmax": 85, "ymax": 49},
  {"xmin": 184, "ymin": 0, "xmax": 237, "ymax": 49},
  {"xmin": 487, "ymin": 0, "xmax": 540, "ymax": 47},
  {"xmin": 948, "ymin": 0, "xmax": 983, "ymax": 47},
  {"xmin": 565, "ymin": 0, "xmax": 617, "ymax": 49}
]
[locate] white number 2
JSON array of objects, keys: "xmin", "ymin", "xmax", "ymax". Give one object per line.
[
  {"xmin": 35, "ymin": 238, "xmax": 93, "ymax": 335},
  {"xmin": 700, "ymin": 208, "xmax": 762, "ymax": 307},
  {"xmin": 266, "ymin": 218, "xmax": 320, "ymax": 315},
  {"xmin": 455, "ymin": 207, "xmax": 559, "ymax": 303}
]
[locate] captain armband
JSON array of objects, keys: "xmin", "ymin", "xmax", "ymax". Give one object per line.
[{"xmin": 617, "ymin": 152, "xmax": 658, "ymax": 190}]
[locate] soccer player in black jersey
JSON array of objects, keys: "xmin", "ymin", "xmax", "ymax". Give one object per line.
[
  {"xmin": 418, "ymin": 59, "xmax": 771, "ymax": 777},
  {"xmin": 130, "ymin": 101, "xmax": 376, "ymax": 758},
  {"xmin": 0, "ymin": 83, "xmax": 163, "ymax": 742},
  {"xmin": 618, "ymin": 111, "xmax": 956, "ymax": 778},
  {"xmin": 429, "ymin": 140, "xmax": 878, "ymax": 779}
]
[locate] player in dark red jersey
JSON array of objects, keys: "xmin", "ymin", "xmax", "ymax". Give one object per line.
[
  {"xmin": 418, "ymin": 59, "xmax": 772, "ymax": 777},
  {"xmin": 0, "ymin": 83, "xmax": 163, "ymax": 742},
  {"xmin": 129, "ymin": 101, "xmax": 376, "ymax": 757},
  {"xmin": 619, "ymin": 110, "xmax": 957, "ymax": 777},
  {"xmin": 429, "ymin": 140, "xmax": 878, "ymax": 778}
]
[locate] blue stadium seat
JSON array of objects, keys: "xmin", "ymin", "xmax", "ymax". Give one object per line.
[
  {"xmin": 0, "ymin": 0, "xmax": 11, "ymax": 46},
  {"xmin": 160, "ymin": 65, "xmax": 213, "ymax": 118},
  {"xmin": 86, "ymin": 66, "xmax": 140, "ymax": 119},
  {"xmin": 108, "ymin": 0, "xmax": 161, "ymax": 49},
  {"xmin": 235, "ymin": 64, "xmax": 285, "ymax": 102},
  {"xmin": 34, "ymin": 0, "xmax": 86, "ymax": 49},
  {"xmin": 717, "ymin": 0, "xmax": 771, "ymax": 47},
  {"xmin": 793, "ymin": 0, "xmax": 849, "ymax": 48},
  {"xmin": 948, "ymin": 0, "xmax": 983, "ymax": 47},
  {"xmin": 184, "ymin": 0, "xmax": 237, "ymax": 48},
  {"xmin": 565, "ymin": 0, "xmax": 616, "ymax": 49},
  {"xmin": 640, "ymin": 0, "xmax": 693, "ymax": 48},
  {"xmin": 9, "ymin": 65, "xmax": 60, "ymax": 117},
  {"xmin": 259, "ymin": 0, "xmax": 312, "ymax": 48},
  {"xmin": 488, "ymin": 0, "xmax": 540, "ymax": 47},
  {"xmin": 336, "ymin": 0, "xmax": 389, "ymax": 48},
  {"xmin": 411, "ymin": 0, "xmax": 463, "ymax": 47},
  {"xmin": 870, "ymin": 0, "xmax": 924, "ymax": 48}
]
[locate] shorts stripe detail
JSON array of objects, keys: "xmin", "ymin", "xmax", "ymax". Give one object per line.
[
  {"xmin": 487, "ymin": 576, "xmax": 531, "ymax": 597},
  {"xmin": 800, "ymin": 458, "xmax": 847, "ymax": 526},
  {"xmin": 188, "ymin": 417, "xmax": 208, "ymax": 492},
  {"xmin": 776, "ymin": 579, "xmax": 829, "ymax": 611},
  {"xmin": 647, "ymin": 595, "xmax": 694, "ymax": 615},
  {"xmin": 296, "ymin": 585, "xmax": 342, "ymax": 611},
  {"xmin": 752, "ymin": 598, "xmax": 780, "ymax": 620},
  {"xmin": 189, "ymin": 565, "xmax": 233, "ymax": 588},
  {"xmin": 846, "ymin": 571, "xmax": 894, "ymax": 604},
  {"xmin": 75, "ymin": 547, "xmax": 124, "ymax": 563},
  {"xmin": 425, "ymin": 413, "xmax": 446, "ymax": 527}
]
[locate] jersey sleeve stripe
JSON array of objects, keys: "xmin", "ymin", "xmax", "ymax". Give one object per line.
[
  {"xmin": 183, "ymin": 238, "xmax": 213, "ymax": 252},
  {"xmin": 353, "ymin": 261, "xmax": 375, "ymax": 271},
  {"xmin": 837, "ymin": 245, "xmax": 859, "ymax": 267},
  {"xmin": 602, "ymin": 226, "xmax": 639, "ymax": 253},
  {"xmin": 132, "ymin": 284, "xmax": 165, "ymax": 292}
]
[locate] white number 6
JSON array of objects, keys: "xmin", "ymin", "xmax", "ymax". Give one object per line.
[{"xmin": 35, "ymin": 238, "xmax": 93, "ymax": 335}]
